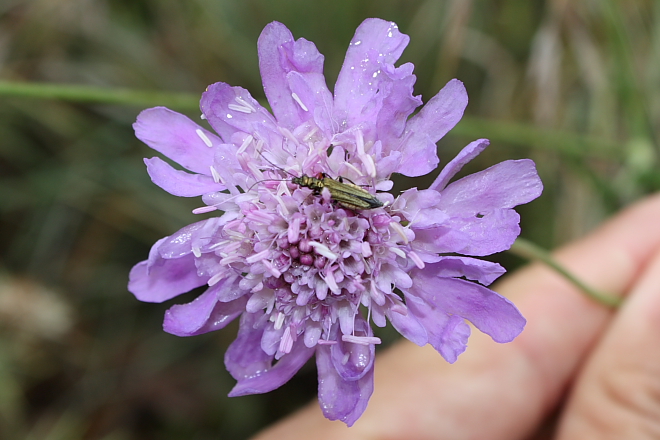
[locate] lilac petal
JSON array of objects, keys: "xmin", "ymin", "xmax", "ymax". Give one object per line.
[
  {"xmin": 258, "ymin": 22, "xmax": 331, "ymax": 130},
  {"xmin": 387, "ymin": 306, "xmax": 428, "ymax": 346},
  {"xmin": 215, "ymin": 274, "xmax": 247, "ymax": 302},
  {"xmin": 331, "ymin": 316, "xmax": 375, "ymax": 381},
  {"xmin": 376, "ymin": 63, "xmax": 422, "ymax": 147},
  {"xmin": 317, "ymin": 343, "xmax": 375, "ymax": 427},
  {"xmin": 334, "ymin": 19, "xmax": 409, "ymax": 128},
  {"xmin": 397, "ymin": 188, "xmax": 448, "ymax": 229},
  {"xmin": 128, "ymin": 238, "xmax": 208, "ymax": 303},
  {"xmin": 258, "ymin": 22, "xmax": 298, "ymax": 128},
  {"xmin": 408, "ymin": 270, "xmax": 526, "ymax": 343},
  {"xmin": 261, "ymin": 321, "xmax": 285, "ymax": 356},
  {"xmin": 431, "ymin": 256, "xmax": 506, "ymax": 286},
  {"xmin": 200, "ymin": 83, "xmax": 278, "ymax": 143},
  {"xmin": 444, "ymin": 209, "xmax": 522, "ymax": 256},
  {"xmin": 163, "ymin": 282, "xmax": 247, "ymax": 337},
  {"xmin": 225, "ymin": 312, "xmax": 272, "ymax": 382},
  {"xmin": 228, "ymin": 337, "xmax": 314, "ymax": 397},
  {"xmin": 385, "ymin": 265, "xmax": 413, "ymax": 289},
  {"xmin": 188, "ymin": 217, "xmax": 227, "ymax": 255},
  {"xmin": 411, "ymin": 226, "xmax": 470, "ymax": 256},
  {"xmin": 375, "ymin": 150, "xmax": 402, "ymax": 178},
  {"xmin": 213, "ymin": 143, "xmax": 243, "ymax": 176},
  {"xmin": 438, "ymin": 159, "xmax": 543, "ymax": 215},
  {"xmin": 395, "ymin": 137, "xmax": 439, "ymax": 178},
  {"xmin": 404, "ymin": 292, "xmax": 470, "ymax": 363},
  {"xmin": 286, "ymin": 71, "xmax": 334, "ymax": 135},
  {"xmin": 144, "ymin": 157, "xmax": 225, "ymax": 197},
  {"xmin": 411, "ymin": 209, "xmax": 521, "ymax": 256},
  {"xmin": 157, "ymin": 219, "xmax": 210, "ymax": 259},
  {"xmin": 436, "ymin": 316, "xmax": 471, "ymax": 363},
  {"xmin": 133, "ymin": 107, "xmax": 220, "ymax": 175},
  {"xmin": 227, "ymin": 312, "xmax": 315, "ymax": 396},
  {"xmin": 429, "ymin": 138, "xmax": 489, "ymax": 191},
  {"xmin": 396, "ymin": 79, "xmax": 468, "ymax": 177}
]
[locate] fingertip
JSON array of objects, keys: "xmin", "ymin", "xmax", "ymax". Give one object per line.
[
  {"xmin": 555, "ymin": 239, "xmax": 660, "ymax": 439},
  {"xmin": 495, "ymin": 193, "xmax": 660, "ymax": 425}
]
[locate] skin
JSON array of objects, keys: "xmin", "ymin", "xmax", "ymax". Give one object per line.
[{"xmin": 252, "ymin": 193, "xmax": 660, "ymax": 440}]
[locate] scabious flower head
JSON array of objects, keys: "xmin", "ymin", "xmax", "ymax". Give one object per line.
[{"xmin": 129, "ymin": 18, "xmax": 542, "ymax": 426}]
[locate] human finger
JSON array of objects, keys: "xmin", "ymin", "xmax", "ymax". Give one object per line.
[
  {"xmin": 252, "ymin": 194, "xmax": 660, "ymax": 440},
  {"xmin": 555, "ymin": 233, "xmax": 660, "ymax": 439}
]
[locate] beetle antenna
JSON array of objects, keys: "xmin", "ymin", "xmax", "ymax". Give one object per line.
[
  {"xmin": 257, "ymin": 151, "xmax": 296, "ymax": 178},
  {"xmin": 246, "ymin": 178, "xmax": 290, "ymax": 194}
]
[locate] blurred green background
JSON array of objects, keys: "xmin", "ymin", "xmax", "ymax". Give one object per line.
[{"xmin": 0, "ymin": 0, "xmax": 658, "ymax": 438}]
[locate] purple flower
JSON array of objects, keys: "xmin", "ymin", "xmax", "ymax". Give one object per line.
[{"xmin": 128, "ymin": 18, "xmax": 542, "ymax": 426}]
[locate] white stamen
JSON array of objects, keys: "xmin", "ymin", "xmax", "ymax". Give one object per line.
[
  {"xmin": 317, "ymin": 339, "xmax": 337, "ymax": 345},
  {"xmin": 355, "ymin": 130, "xmax": 376, "ymax": 177},
  {"xmin": 237, "ymin": 134, "xmax": 254, "ymax": 154},
  {"xmin": 208, "ymin": 272, "xmax": 225, "ymax": 286},
  {"xmin": 235, "ymin": 96, "xmax": 257, "ymax": 112},
  {"xmin": 227, "ymin": 103, "xmax": 253, "ymax": 114},
  {"xmin": 288, "ymin": 217, "xmax": 301, "ymax": 243},
  {"xmin": 196, "ymin": 129, "xmax": 213, "ymax": 147},
  {"xmin": 214, "ymin": 241, "xmax": 240, "ymax": 253},
  {"xmin": 291, "ymin": 92, "xmax": 309, "ymax": 111},
  {"xmin": 262, "ymin": 260, "xmax": 282, "ymax": 278},
  {"xmin": 341, "ymin": 335, "xmax": 382, "ymax": 345},
  {"xmin": 192, "ymin": 205, "xmax": 217, "ymax": 214},
  {"xmin": 279, "ymin": 326, "xmax": 294, "ymax": 354},
  {"xmin": 308, "ymin": 242, "xmax": 338, "ymax": 261},
  {"xmin": 209, "ymin": 166, "xmax": 222, "ymax": 183},
  {"xmin": 408, "ymin": 251, "xmax": 425, "ymax": 269},
  {"xmin": 245, "ymin": 210, "xmax": 275, "ymax": 224},
  {"xmin": 322, "ymin": 269, "xmax": 340, "ymax": 294},
  {"xmin": 356, "ymin": 130, "xmax": 366, "ymax": 155},
  {"xmin": 247, "ymin": 162, "xmax": 264, "ymax": 181},
  {"xmin": 246, "ymin": 249, "xmax": 270, "ymax": 264},
  {"xmin": 200, "ymin": 114, "xmax": 206, "ymax": 119},
  {"xmin": 278, "ymin": 126, "xmax": 299, "ymax": 147},
  {"xmin": 192, "ymin": 246, "xmax": 202, "ymax": 258},
  {"xmin": 361, "ymin": 153, "xmax": 377, "ymax": 178},
  {"xmin": 342, "ymin": 161, "xmax": 364, "ymax": 177},
  {"xmin": 223, "ymin": 228, "xmax": 246, "ymax": 239},
  {"xmin": 342, "ymin": 352, "xmax": 350, "ymax": 365},
  {"xmin": 389, "ymin": 221, "xmax": 409, "ymax": 244},
  {"xmin": 220, "ymin": 254, "xmax": 243, "ymax": 265},
  {"xmin": 390, "ymin": 247, "xmax": 406, "ymax": 259},
  {"xmin": 361, "ymin": 241, "xmax": 373, "ymax": 257},
  {"xmin": 274, "ymin": 312, "xmax": 285, "ymax": 330}
]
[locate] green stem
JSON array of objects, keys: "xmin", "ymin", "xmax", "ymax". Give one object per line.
[
  {"xmin": 454, "ymin": 117, "xmax": 623, "ymax": 160},
  {"xmin": 0, "ymin": 81, "xmax": 624, "ymax": 160},
  {"xmin": 0, "ymin": 81, "xmax": 200, "ymax": 111},
  {"xmin": 509, "ymin": 238, "xmax": 622, "ymax": 308}
]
